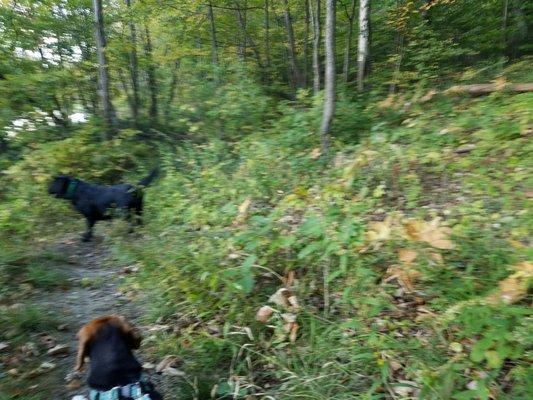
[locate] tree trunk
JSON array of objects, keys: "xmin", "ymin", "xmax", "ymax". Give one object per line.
[
  {"xmin": 501, "ymin": 0, "xmax": 508, "ymax": 55},
  {"xmin": 283, "ymin": 0, "xmax": 302, "ymax": 90},
  {"xmin": 320, "ymin": 0, "xmax": 335, "ymax": 154},
  {"xmin": 235, "ymin": 2, "xmax": 263, "ymax": 68},
  {"xmin": 92, "ymin": 0, "xmax": 116, "ymax": 137},
  {"xmin": 125, "ymin": 0, "xmax": 140, "ymax": 125},
  {"xmin": 303, "ymin": 0, "xmax": 310, "ymax": 87},
  {"xmin": 357, "ymin": 0, "xmax": 370, "ymax": 92},
  {"xmin": 446, "ymin": 83, "xmax": 533, "ymax": 96},
  {"xmin": 310, "ymin": 0, "xmax": 321, "ymax": 95},
  {"xmin": 207, "ymin": 1, "xmax": 219, "ymax": 66},
  {"xmin": 265, "ymin": 0, "xmax": 270, "ymax": 70},
  {"xmin": 164, "ymin": 60, "xmax": 180, "ymax": 120},
  {"xmin": 342, "ymin": 0, "xmax": 356, "ymax": 83},
  {"xmin": 389, "ymin": 30, "xmax": 404, "ymax": 93},
  {"xmin": 143, "ymin": 26, "xmax": 158, "ymax": 124}
]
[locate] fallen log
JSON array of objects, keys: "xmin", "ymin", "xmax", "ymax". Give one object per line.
[{"xmin": 445, "ymin": 83, "xmax": 533, "ymax": 96}]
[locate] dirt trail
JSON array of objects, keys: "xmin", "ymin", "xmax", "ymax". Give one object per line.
[{"xmin": 10, "ymin": 234, "xmax": 162, "ymax": 399}]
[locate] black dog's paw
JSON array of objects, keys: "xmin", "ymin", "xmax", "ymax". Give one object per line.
[{"xmin": 81, "ymin": 234, "xmax": 92, "ymax": 242}]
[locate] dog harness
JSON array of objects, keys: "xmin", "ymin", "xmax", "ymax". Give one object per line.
[{"xmin": 89, "ymin": 376, "xmax": 153, "ymax": 400}]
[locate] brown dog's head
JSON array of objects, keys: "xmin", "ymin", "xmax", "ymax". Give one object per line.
[{"xmin": 75, "ymin": 315, "xmax": 142, "ymax": 372}]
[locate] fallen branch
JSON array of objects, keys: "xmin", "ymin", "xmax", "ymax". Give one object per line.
[{"xmin": 444, "ymin": 83, "xmax": 533, "ymax": 96}]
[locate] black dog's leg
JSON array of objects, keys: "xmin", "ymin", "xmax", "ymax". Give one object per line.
[
  {"xmin": 135, "ymin": 201, "xmax": 143, "ymax": 226},
  {"xmin": 82, "ymin": 218, "xmax": 95, "ymax": 242}
]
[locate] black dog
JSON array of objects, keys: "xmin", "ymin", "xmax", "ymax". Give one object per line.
[
  {"xmin": 48, "ymin": 168, "xmax": 158, "ymax": 241},
  {"xmin": 76, "ymin": 315, "xmax": 162, "ymax": 399}
]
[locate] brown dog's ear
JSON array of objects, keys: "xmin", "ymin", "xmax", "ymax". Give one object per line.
[
  {"xmin": 75, "ymin": 316, "xmax": 114, "ymax": 371},
  {"xmin": 116, "ymin": 315, "xmax": 142, "ymax": 350},
  {"xmin": 75, "ymin": 323, "xmax": 94, "ymax": 371}
]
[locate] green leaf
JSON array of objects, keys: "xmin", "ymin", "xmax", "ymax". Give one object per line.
[{"xmin": 297, "ymin": 241, "xmax": 322, "ymax": 259}]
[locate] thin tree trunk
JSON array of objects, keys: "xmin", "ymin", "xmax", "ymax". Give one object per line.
[
  {"xmin": 92, "ymin": 0, "xmax": 116, "ymax": 137},
  {"xmin": 143, "ymin": 26, "xmax": 158, "ymax": 124},
  {"xmin": 207, "ymin": 1, "xmax": 219, "ymax": 66},
  {"xmin": 235, "ymin": 2, "xmax": 246, "ymax": 60},
  {"xmin": 125, "ymin": 0, "xmax": 139, "ymax": 125},
  {"xmin": 283, "ymin": 0, "xmax": 302, "ymax": 90},
  {"xmin": 310, "ymin": 0, "xmax": 321, "ymax": 95},
  {"xmin": 357, "ymin": 0, "xmax": 370, "ymax": 92},
  {"xmin": 320, "ymin": 0, "xmax": 335, "ymax": 154},
  {"xmin": 389, "ymin": 28, "xmax": 404, "ymax": 93},
  {"xmin": 342, "ymin": 0, "xmax": 356, "ymax": 83},
  {"xmin": 235, "ymin": 2, "xmax": 263, "ymax": 68},
  {"xmin": 118, "ymin": 67, "xmax": 133, "ymax": 110},
  {"xmin": 265, "ymin": 0, "xmax": 270, "ymax": 69},
  {"xmin": 502, "ymin": 0, "xmax": 508, "ymax": 55},
  {"xmin": 164, "ymin": 60, "xmax": 180, "ymax": 120},
  {"xmin": 303, "ymin": 0, "xmax": 310, "ymax": 87}
]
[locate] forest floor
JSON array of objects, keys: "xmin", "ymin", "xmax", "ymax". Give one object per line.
[{"xmin": 0, "ymin": 232, "xmax": 174, "ymax": 400}]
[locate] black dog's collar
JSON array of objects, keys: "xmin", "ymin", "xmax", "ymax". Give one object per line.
[{"xmin": 65, "ymin": 180, "xmax": 79, "ymax": 199}]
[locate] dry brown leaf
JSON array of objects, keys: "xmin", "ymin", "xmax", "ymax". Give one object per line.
[
  {"xmin": 156, "ymin": 355, "xmax": 179, "ymax": 373},
  {"xmin": 429, "ymin": 252, "xmax": 443, "ymax": 263},
  {"xmin": 398, "ymin": 249, "xmax": 418, "ymax": 265},
  {"xmin": 66, "ymin": 378, "xmax": 82, "ymax": 390},
  {"xmin": 255, "ymin": 306, "xmax": 274, "ymax": 323},
  {"xmin": 488, "ymin": 261, "xmax": 533, "ymax": 305},
  {"xmin": 404, "ymin": 218, "xmax": 454, "ymax": 249},
  {"xmin": 289, "ymin": 322, "xmax": 299, "ymax": 343},
  {"xmin": 269, "ymin": 288, "xmax": 291, "ymax": 308},
  {"xmin": 366, "ymin": 219, "xmax": 392, "ymax": 243},
  {"xmin": 385, "ymin": 265, "xmax": 421, "ymax": 293},
  {"xmin": 233, "ymin": 197, "xmax": 252, "ymax": 225},
  {"xmin": 287, "ymin": 295, "xmax": 300, "ymax": 310},
  {"xmin": 420, "ymin": 89, "xmax": 437, "ymax": 103},
  {"xmin": 46, "ymin": 344, "xmax": 69, "ymax": 356},
  {"xmin": 310, "ymin": 148, "xmax": 322, "ymax": 160},
  {"xmin": 281, "ymin": 313, "xmax": 297, "ymax": 324},
  {"xmin": 282, "ymin": 270, "xmax": 296, "ymax": 287}
]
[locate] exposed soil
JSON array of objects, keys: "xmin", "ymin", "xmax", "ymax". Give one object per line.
[{"xmin": 1, "ymin": 234, "xmax": 170, "ymax": 400}]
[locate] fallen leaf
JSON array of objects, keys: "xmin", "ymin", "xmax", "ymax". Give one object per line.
[
  {"xmin": 398, "ymin": 249, "xmax": 417, "ymax": 265},
  {"xmin": 282, "ymin": 270, "xmax": 296, "ymax": 287},
  {"xmin": 385, "ymin": 265, "xmax": 421, "ymax": 293},
  {"xmin": 450, "ymin": 342, "xmax": 463, "ymax": 353},
  {"xmin": 389, "ymin": 360, "xmax": 403, "ymax": 371},
  {"xmin": 162, "ymin": 367, "xmax": 185, "ymax": 377},
  {"xmin": 466, "ymin": 380, "xmax": 478, "ymax": 390},
  {"xmin": 366, "ymin": 219, "xmax": 392, "ymax": 243},
  {"xmin": 287, "ymin": 295, "xmax": 300, "ymax": 310},
  {"xmin": 256, "ymin": 306, "xmax": 274, "ymax": 323},
  {"xmin": 289, "ymin": 322, "xmax": 299, "ymax": 343},
  {"xmin": 156, "ymin": 355, "xmax": 179, "ymax": 373},
  {"xmin": 47, "ymin": 344, "xmax": 70, "ymax": 356},
  {"xmin": 281, "ymin": 313, "xmax": 297, "ymax": 324},
  {"xmin": 310, "ymin": 148, "xmax": 322, "ymax": 160},
  {"xmin": 233, "ymin": 197, "xmax": 252, "ymax": 225},
  {"xmin": 268, "ymin": 288, "xmax": 291, "ymax": 307},
  {"xmin": 66, "ymin": 378, "xmax": 82, "ymax": 390},
  {"xmin": 429, "ymin": 252, "xmax": 443, "ymax": 263},
  {"xmin": 487, "ymin": 261, "xmax": 533, "ymax": 305},
  {"xmin": 404, "ymin": 218, "xmax": 454, "ymax": 249},
  {"xmin": 142, "ymin": 362, "xmax": 156, "ymax": 370}
]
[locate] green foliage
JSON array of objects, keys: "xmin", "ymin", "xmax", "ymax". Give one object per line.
[{"xmin": 104, "ymin": 92, "xmax": 531, "ymax": 398}]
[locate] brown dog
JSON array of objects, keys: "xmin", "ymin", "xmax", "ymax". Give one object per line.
[{"xmin": 76, "ymin": 315, "xmax": 161, "ymax": 399}]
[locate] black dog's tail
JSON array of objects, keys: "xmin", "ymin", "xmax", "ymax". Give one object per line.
[{"xmin": 138, "ymin": 167, "xmax": 159, "ymax": 187}]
